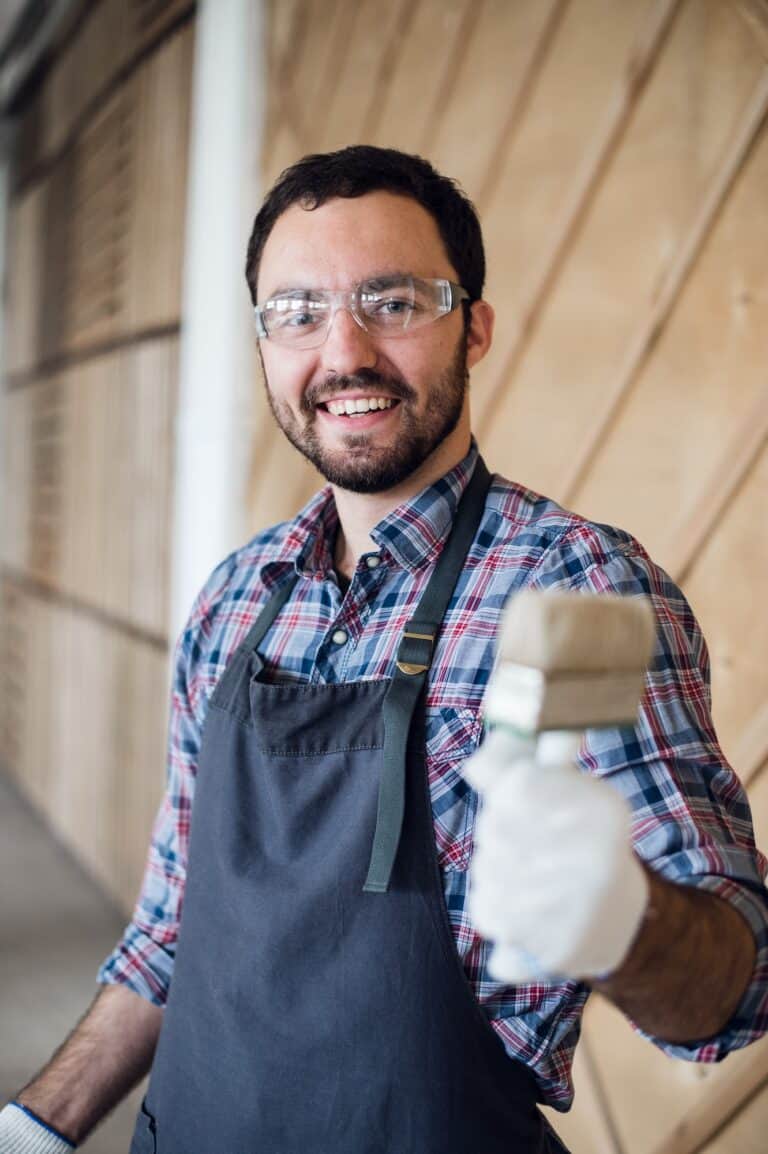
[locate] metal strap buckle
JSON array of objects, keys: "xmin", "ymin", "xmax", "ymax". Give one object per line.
[{"xmin": 396, "ymin": 629, "xmax": 435, "ymax": 676}]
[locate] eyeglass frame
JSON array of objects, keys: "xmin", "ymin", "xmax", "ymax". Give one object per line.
[{"xmin": 253, "ymin": 275, "xmax": 471, "ymax": 348}]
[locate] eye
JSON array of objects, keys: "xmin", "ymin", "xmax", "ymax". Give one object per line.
[
  {"xmin": 268, "ymin": 297, "xmax": 326, "ymax": 331},
  {"xmin": 377, "ymin": 297, "xmax": 413, "ymax": 315}
]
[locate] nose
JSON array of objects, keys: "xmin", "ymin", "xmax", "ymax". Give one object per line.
[{"xmin": 319, "ymin": 305, "xmax": 378, "ymax": 375}]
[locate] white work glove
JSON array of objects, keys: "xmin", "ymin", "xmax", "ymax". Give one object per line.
[
  {"xmin": 464, "ymin": 728, "xmax": 649, "ymax": 983},
  {"xmin": 0, "ymin": 1103, "xmax": 75, "ymax": 1152}
]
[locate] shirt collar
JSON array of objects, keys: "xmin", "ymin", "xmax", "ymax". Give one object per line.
[
  {"xmin": 370, "ymin": 438, "xmax": 480, "ymax": 570},
  {"xmin": 260, "ymin": 438, "xmax": 481, "ymax": 584}
]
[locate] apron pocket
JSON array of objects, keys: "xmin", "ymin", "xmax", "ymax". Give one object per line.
[{"xmin": 129, "ymin": 1097, "xmax": 157, "ymax": 1154}]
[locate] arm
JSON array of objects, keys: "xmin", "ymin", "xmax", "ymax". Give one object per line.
[
  {"xmin": 593, "ymin": 863, "xmax": 757, "ymax": 1043},
  {"xmin": 10, "ymin": 984, "xmax": 162, "ymax": 1146}
]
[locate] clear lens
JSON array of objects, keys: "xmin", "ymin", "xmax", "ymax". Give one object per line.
[{"xmin": 256, "ymin": 277, "xmax": 466, "ymax": 348}]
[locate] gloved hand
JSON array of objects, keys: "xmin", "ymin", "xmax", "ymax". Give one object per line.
[
  {"xmin": 463, "ymin": 728, "xmax": 649, "ymax": 983},
  {"xmin": 0, "ymin": 1103, "xmax": 75, "ymax": 1152}
]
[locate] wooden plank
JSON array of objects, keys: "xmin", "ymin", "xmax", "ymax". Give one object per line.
[
  {"xmin": 0, "ymin": 389, "xmax": 32, "ymax": 572},
  {"xmin": 584, "ymin": 993, "xmax": 768, "ymax": 1154},
  {"xmin": 370, "ymin": 0, "xmax": 474, "ymax": 154},
  {"xmin": 746, "ymin": 759, "xmax": 768, "ymax": 861},
  {"xmin": 125, "ymin": 339, "xmax": 178, "ymax": 635},
  {"xmin": 679, "ymin": 442, "xmax": 768, "ymax": 818},
  {"xmin": 5, "ymin": 185, "xmax": 45, "ymax": 374},
  {"xmin": 125, "ymin": 22, "xmax": 194, "ymax": 331},
  {"xmin": 115, "ymin": 637, "xmax": 169, "ymax": 911},
  {"xmin": 66, "ymin": 88, "xmax": 135, "ymax": 351},
  {"xmin": 318, "ymin": 0, "xmax": 413, "ymax": 153},
  {"xmin": 28, "ymin": 379, "xmax": 65, "ymax": 586},
  {"xmin": 471, "ymin": 0, "xmax": 673, "ymax": 431},
  {"xmin": 734, "ymin": 0, "xmax": 768, "ymax": 59},
  {"xmin": 654, "ymin": 1044, "xmax": 768, "ymax": 1153},
  {"xmin": 736, "ymin": 705, "xmax": 768, "ymax": 788},
  {"xmin": 563, "ymin": 68, "xmax": 768, "ymax": 511},
  {"xmin": 565, "ymin": 106, "xmax": 768, "ymax": 570},
  {"xmin": 249, "ymin": 430, "xmax": 319, "ymax": 531},
  {"xmin": 479, "ymin": 0, "xmax": 765, "ymax": 499},
  {"xmin": 48, "ymin": 608, "xmax": 121, "ymax": 897},
  {"xmin": 667, "ymin": 389, "xmax": 768, "ymax": 584},
  {"xmin": 428, "ymin": 0, "xmax": 566, "ymax": 203},
  {"xmin": 263, "ymin": 0, "xmax": 307, "ymax": 164}
]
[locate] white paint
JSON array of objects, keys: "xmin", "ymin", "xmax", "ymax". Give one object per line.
[{"xmin": 169, "ymin": 0, "xmax": 266, "ymax": 646}]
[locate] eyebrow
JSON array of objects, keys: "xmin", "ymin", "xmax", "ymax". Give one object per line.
[{"xmin": 262, "ymin": 269, "xmax": 423, "ymax": 299}]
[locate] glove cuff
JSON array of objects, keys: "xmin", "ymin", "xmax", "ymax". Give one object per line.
[{"xmin": 0, "ymin": 1103, "xmax": 76, "ymax": 1152}]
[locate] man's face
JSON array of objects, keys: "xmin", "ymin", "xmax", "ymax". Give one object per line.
[{"xmin": 255, "ymin": 192, "xmax": 487, "ymax": 493}]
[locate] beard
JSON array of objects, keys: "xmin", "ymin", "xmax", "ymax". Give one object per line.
[{"xmin": 262, "ymin": 333, "xmax": 469, "ymax": 494}]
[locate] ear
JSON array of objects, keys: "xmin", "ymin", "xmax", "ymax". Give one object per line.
[{"xmin": 465, "ymin": 299, "xmax": 495, "ymax": 370}]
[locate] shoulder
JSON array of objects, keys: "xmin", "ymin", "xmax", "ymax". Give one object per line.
[
  {"xmin": 483, "ymin": 472, "xmax": 657, "ymax": 588},
  {"xmin": 480, "ymin": 471, "xmax": 705, "ymax": 662}
]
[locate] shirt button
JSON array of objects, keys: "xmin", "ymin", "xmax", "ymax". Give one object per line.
[
  {"xmin": 365, "ymin": 554, "xmax": 381, "ymax": 569},
  {"xmin": 331, "ymin": 628, "xmax": 348, "ymax": 646}
]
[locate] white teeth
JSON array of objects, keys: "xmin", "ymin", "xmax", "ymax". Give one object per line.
[{"xmin": 325, "ymin": 397, "xmax": 395, "ymax": 416}]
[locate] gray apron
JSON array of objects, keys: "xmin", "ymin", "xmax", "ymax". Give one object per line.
[{"xmin": 130, "ymin": 458, "xmax": 569, "ymax": 1153}]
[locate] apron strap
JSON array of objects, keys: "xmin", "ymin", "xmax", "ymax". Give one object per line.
[
  {"xmin": 363, "ymin": 457, "xmax": 492, "ymax": 893},
  {"xmin": 210, "ymin": 574, "xmax": 300, "ymax": 713}
]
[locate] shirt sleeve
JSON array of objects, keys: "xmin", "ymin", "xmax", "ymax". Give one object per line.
[
  {"xmin": 533, "ymin": 528, "xmax": 768, "ymax": 1061},
  {"xmin": 96, "ymin": 554, "xmax": 237, "ymax": 1004}
]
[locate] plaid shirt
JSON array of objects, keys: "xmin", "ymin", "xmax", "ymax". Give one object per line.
[{"xmin": 98, "ymin": 440, "xmax": 768, "ymax": 1110}]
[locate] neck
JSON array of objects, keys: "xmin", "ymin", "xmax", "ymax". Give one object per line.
[{"xmin": 332, "ymin": 431, "xmax": 472, "ymax": 580}]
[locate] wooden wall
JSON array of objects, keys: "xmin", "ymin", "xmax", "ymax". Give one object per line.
[
  {"xmin": 260, "ymin": 1, "xmax": 768, "ymax": 1151},
  {"xmin": 0, "ymin": 0, "xmax": 195, "ymax": 910}
]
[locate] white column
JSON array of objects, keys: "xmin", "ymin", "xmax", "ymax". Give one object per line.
[{"xmin": 169, "ymin": 0, "xmax": 266, "ymax": 644}]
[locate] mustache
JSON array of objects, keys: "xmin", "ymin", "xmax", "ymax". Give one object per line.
[{"xmin": 302, "ymin": 370, "xmax": 416, "ymax": 414}]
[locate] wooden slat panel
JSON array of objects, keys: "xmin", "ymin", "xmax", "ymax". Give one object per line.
[
  {"xmin": 46, "ymin": 606, "xmax": 121, "ymax": 897},
  {"xmin": 1, "ymin": 389, "xmax": 33, "ymax": 571},
  {"xmin": 568, "ymin": 111, "xmax": 768, "ymax": 570},
  {"xmin": 120, "ymin": 340, "xmax": 177, "ymax": 634},
  {"xmin": 471, "ymin": 0, "xmax": 667, "ymax": 424},
  {"xmin": 428, "ymin": 0, "xmax": 566, "ymax": 203},
  {"xmin": 250, "ymin": 432, "xmax": 322, "ymax": 535},
  {"xmin": 584, "ymin": 994, "xmax": 768, "ymax": 1154},
  {"xmin": 694, "ymin": 1077, "xmax": 768, "ymax": 1153},
  {"xmin": 680, "ymin": 442, "xmax": 768, "ymax": 768},
  {"xmin": 5, "ymin": 186, "xmax": 45, "ymax": 373},
  {"xmin": 370, "ymin": 0, "xmax": 474, "ymax": 154},
  {"xmin": 0, "ymin": 579, "xmax": 26, "ymax": 781},
  {"xmin": 734, "ymin": 0, "xmax": 768, "ymax": 60},
  {"xmin": 28, "ymin": 379, "xmax": 65, "ymax": 585},
  {"xmin": 114, "ymin": 639, "xmax": 169, "ymax": 910},
  {"xmin": 736, "ymin": 706, "xmax": 768, "ymax": 788},
  {"xmin": 41, "ymin": 0, "xmax": 135, "ymax": 164},
  {"xmin": 479, "ymin": 0, "xmax": 761, "ymax": 477},
  {"xmin": 17, "ymin": 593, "xmax": 56, "ymax": 817},
  {"xmin": 66, "ymin": 89, "xmax": 135, "ymax": 350},
  {"xmin": 318, "ymin": 0, "xmax": 413, "ymax": 152},
  {"xmin": 58, "ymin": 357, "xmax": 116, "ymax": 607},
  {"xmin": 125, "ymin": 22, "xmax": 194, "ymax": 330}
]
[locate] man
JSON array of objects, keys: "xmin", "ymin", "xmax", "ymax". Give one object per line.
[{"xmin": 2, "ymin": 146, "xmax": 766, "ymax": 1153}]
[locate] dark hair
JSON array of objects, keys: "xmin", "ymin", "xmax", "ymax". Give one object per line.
[{"xmin": 244, "ymin": 145, "xmax": 485, "ymax": 305}]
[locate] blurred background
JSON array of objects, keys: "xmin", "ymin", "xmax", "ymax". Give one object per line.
[{"xmin": 0, "ymin": 0, "xmax": 766, "ymax": 1151}]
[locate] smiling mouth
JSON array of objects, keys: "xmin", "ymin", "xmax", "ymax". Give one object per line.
[{"xmin": 317, "ymin": 397, "xmax": 401, "ymax": 418}]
